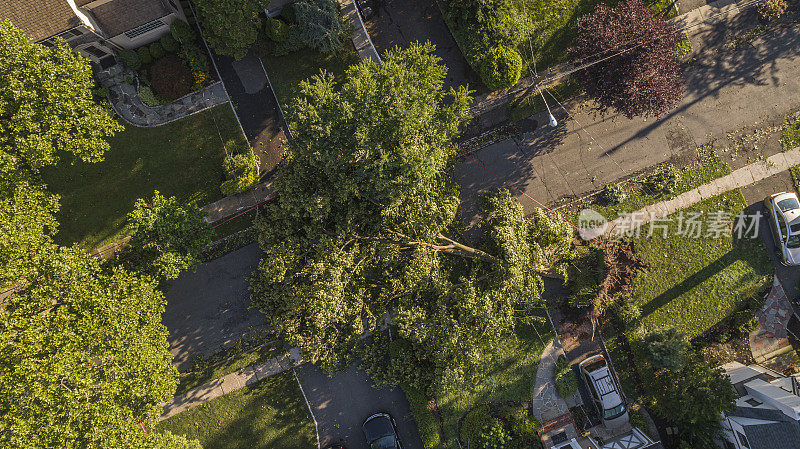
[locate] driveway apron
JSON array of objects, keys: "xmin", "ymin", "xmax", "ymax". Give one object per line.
[
  {"xmin": 296, "ymin": 362, "xmax": 424, "ymax": 449},
  {"xmin": 212, "ymin": 51, "xmax": 286, "ymax": 179}
]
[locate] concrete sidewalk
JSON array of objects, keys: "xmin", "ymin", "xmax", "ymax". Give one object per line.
[
  {"xmin": 531, "ymin": 340, "xmax": 570, "ymax": 423},
  {"xmin": 603, "ymin": 146, "xmax": 800, "ymax": 236},
  {"xmin": 160, "ymin": 347, "xmax": 302, "ymax": 420},
  {"xmin": 340, "ymin": 0, "xmax": 381, "ymax": 64}
]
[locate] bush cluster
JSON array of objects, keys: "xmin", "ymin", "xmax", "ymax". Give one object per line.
[
  {"xmin": 170, "ymin": 19, "xmax": 197, "ymax": 44},
  {"xmin": 480, "ymin": 45, "xmax": 523, "ymax": 91},
  {"xmin": 137, "ymin": 46, "xmax": 152, "ymax": 64},
  {"xmin": 461, "ymin": 405, "xmax": 541, "ymax": 449},
  {"xmin": 757, "ymin": 0, "xmax": 788, "ymax": 21},
  {"xmin": 138, "ymin": 85, "xmax": 161, "ymax": 107},
  {"xmin": 149, "ymin": 55, "xmax": 194, "ymax": 100},
  {"xmin": 441, "ymin": 0, "xmax": 526, "ymax": 91},
  {"xmin": 220, "ymin": 140, "xmax": 259, "ymax": 196},
  {"xmin": 263, "ymin": 0, "xmax": 346, "ymax": 56},
  {"xmin": 119, "ymin": 49, "xmax": 141, "ymax": 70},
  {"xmin": 179, "ymin": 43, "xmax": 211, "ymax": 87},
  {"xmin": 601, "ymin": 182, "xmax": 626, "ymax": 205},
  {"xmin": 149, "ymin": 41, "xmax": 164, "ymax": 60},
  {"xmin": 160, "ymin": 33, "xmax": 179, "ymax": 53}
]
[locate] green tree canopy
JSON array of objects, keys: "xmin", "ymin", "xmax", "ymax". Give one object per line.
[
  {"xmin": 642, "ymin": 352, "xmax": 735, "ymax": 446},
  {"xmin": 0, "ymin": 21, "xmax": 121, "ymax": 190},
  {"xmin": 251, "ymin": 44, "xmax": 574, "ymax": 394},
  {"xmin": 0, "ymin": 185, "xmax": 193, "ymax": 448},
  {"xmin": 193, "ymin": 0, "xmax": 264, "ymax": 59},
  {"xmin": 642, "ymin": 326, "xmax": 690, "ymax": 372},
  {"xmin": 125, "ymin": 190, "xmax": 214, "ymax": 281}
]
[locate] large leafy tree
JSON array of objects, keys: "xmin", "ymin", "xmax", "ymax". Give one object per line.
[
  {"xmin": 641, "ymin": 345, "xmax": 735, "ymax": 446},
  {"xmin": 124, "ymin": 190, "xmax": 214, "ymax": 281},
  {"xmin": 572, "ymin": 0, "xmax": 684, "ymax": 117},
  {"xmin": 0, "ymin": 185, "xmax": 196, "ymax": 448},
  {"xmin": 194, "ymin": 0, "xmax": 264, "ymax": 59},
  {"xmin": 0, "ymin": 21, "xmax": 121, "ymax": 190},
  {"xmin": 251, "ymin": 44, "xmax": 574, "ymax": 393}
]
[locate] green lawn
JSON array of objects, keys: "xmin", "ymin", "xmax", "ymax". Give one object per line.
[
  {"xmin": 433, "ymin": 323, "xmax": 550, "ymax": 449},
  {"xmin": 781, "ymin": 110, "xmax": 800, "ymax": 151},
  {"xmin": 43, "ymin": 105, "xmax": 246, "ymax": 250},
  {"xmin": 156, "ymin": 371, "xmax": 315, "ymax": 449},
  {"xmin": 256, "ymin": 38, "xmax": 360, "ymax": 111},
  {"xmin": 176, "ymin": 340, "xmax": 285, "ymax": 396},
  {"xmin": 627, "ymin": 189, "xmax": 771, "ymax": 338},
  {"xmin": 591, "ymin": 157, "xmax": 732, "ymax": 221}
]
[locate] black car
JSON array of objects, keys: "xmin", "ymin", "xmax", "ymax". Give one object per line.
[{"xmin": 362, "ymin": 413, "xmax": 402, "ymax": 449}]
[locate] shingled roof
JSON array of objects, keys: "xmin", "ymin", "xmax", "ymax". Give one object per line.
[{"xmin": 0, "ymin": 0, "xmax": 81, "ymax": 42}]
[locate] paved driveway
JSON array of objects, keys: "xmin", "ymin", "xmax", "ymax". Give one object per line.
[
  {"xmin": 297, "ymin": 362, "xmax": 424, "ymax": 449},
  {"xmin": 162, "ymin": 243, "xmax": 267, "ymax": 371},
  {"xmin": 362, "ymin": 0, "xmax": 476, "ymax": 93}
]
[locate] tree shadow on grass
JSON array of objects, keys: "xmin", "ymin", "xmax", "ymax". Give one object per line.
[
  {"xmin": 198, "ymin": 372, "xmax": 316, "ymax": 449},
  {"xmin": 639, "ymin": 203, "xmax": 772, "ymax": 320}
]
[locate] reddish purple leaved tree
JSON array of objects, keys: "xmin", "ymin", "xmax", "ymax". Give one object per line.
[{"xmin": 572, "ymin": 0, "xmax": 685, "ymax": 118}]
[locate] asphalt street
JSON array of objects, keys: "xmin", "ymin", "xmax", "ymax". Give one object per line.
[
  {"xmin": 456, "ymin": 20, "xmax": 800, "ymax": 220},
  {"xmin": 162, "ymin": 243, "xmax": 267, "ymax": 371},
  {"xmin": 297, "ymin": 362, "xmax": 424, "ymax": 449}
]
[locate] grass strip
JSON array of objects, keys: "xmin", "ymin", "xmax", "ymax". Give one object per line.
[{"xmin": 157, "ymin": 371, "xmax": 315, "ymax": 449}]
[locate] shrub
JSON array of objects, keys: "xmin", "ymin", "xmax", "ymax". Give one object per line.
[
  {"xmin": 281, "ymin": 3, "xmax": 297, "ymax": 23},
  {"xmin": 149, "ymin": 55, "xmax": 193, "ymax": 100},
  {"xmin": 170, "ymin": 19, "xmax": 196, "ymax": 43},
  {"xmin": 119, "ymin": 49, "xmax": 141, "ymax": 70},
  {"xmin": 94, "ymin": 87, "xmax": 110, "ymax": 99},
  {"xmin": 601, "ymin": 182, "xmax": 626, "ymax": 204},
  {"xmin": 160, "ymin": 33, "xmax": 179, "ymax": 53},
  {"xmin": 572, "ymin": 0, "xmax": 684, "ymax": 117},
  {"xmin": 221, "ymin": 151, "xmax": 260, "ymax": 195},
  {"xmin": 505, "ymin": 408, "xmax": 540, "ymax": 449},
  {"xmin": 757, "ymin": 0, "xmax": 788, "ymax": 21},
  {"xmin": 180, "ymin": 43, "xmax": 211, "ymax": 87},
  {"xmin": 644, "ymin": 163, "xmax": 679, "ymax": 195},
  {"xmin": 676, "ymin": 34, "xmax": 692, "ymax": 57},
  {"xmin": 273, "ymin": 25, "xmax": 307, "ymax": 56},
  {"xmin": 294, "ymin": 0, "xmax": 346, "ymax": 53},
  {"xmin": 460, "ymin": 405, "xmax": 491, "ymax": 446},
  {"xmin": 138, "ymin": 85, "xmax": 161, "ymax": 106},
  {"xmin": 402, "ymin": 386, "xmax": 441, "ymax": 449},
  {"xmin": 149, "ymin": 42, "xmax": 165, "ymax": 60},
  {"xmin": 610, "ymin": 295, "xmax": 641, "ymax": 331},
  {"xmin": 480, "ymin": 45, "xmax": 523, "ymax": 91},
  {"xmin": 568, "ymin": 245, "xmax": 605, "ymax": 309},
  {"xmin": 642, "ymin": 326, "xmax": 690, "ymax": 372},
  {"xmin": 265, "ymin": 17, "xmax": 289, "ymax": 42},
  {"xmin": 554, "ymin": 357, "xmax": 578, "ymax": 398},
  {"xmin": 194, "ymin": 0, "xmax": 262, "ymax": 59},
  {"xmin": 137, "ymin": 46, "xmax": 152, "ymax": 64},
  {"xmin": 478, "ymin": 418, "xmax": 511, "ymax": 449}
]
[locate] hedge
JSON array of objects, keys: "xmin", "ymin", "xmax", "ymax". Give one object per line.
[{"xmin": 402, "ymin": 385, "xmax": 441, "ymax": 449}]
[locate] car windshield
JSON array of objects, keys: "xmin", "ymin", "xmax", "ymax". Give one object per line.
[
  {"xmin": 777, "ymin": 197, "xmax": 800, "ymax": 212},
  {"xmin": 604, "ymin": 404, "xmax": 626, "ymax": 420},
  {"xmin": 370, "ymin": 435, "xmax": 397, "ymax": 449},
  {"xmin": 787, "ymin": 234, "xmax": 800, "ymax": 249}
]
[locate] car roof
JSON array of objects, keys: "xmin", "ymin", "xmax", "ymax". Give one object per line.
[
  {"xmin": 363, "ymin": 413, "xmax": 395, "ymax": 442},
  {"xmin": 773, "ymin": 192, "xmax": 799, "ymax": 204}
]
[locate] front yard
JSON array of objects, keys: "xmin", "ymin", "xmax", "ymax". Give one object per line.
[
  {"xmin": 156, "ymin": 371, "xmax": 316, "ymax": 449},
  {"xmin": 420, "ymin": 322, "xmax": 550, "ymax": 449},
  {"xmin": 43, "ymin": 104, "xmax": 246, "ymax": 250}
]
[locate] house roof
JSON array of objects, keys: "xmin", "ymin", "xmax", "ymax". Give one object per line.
[
  {"xmin": 86, "ymin": 0, "xmax": 169, "ymax": 37},
  {"xmin": 740, "ymin": 420, "xmax": 800, "ymax": 449},
  {"xmin": 0, "ymin": 0, "xmax": 82, "ymax": 41},
  {"xmin": 730, "ymin": 406, "xmax": 793, "ymax": 422}
]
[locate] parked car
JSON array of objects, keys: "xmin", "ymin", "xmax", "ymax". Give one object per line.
[
  {"xmin": 764, "ymin": 192, "xmax": 800, "ymax": 266},
  {"xmin": 363, "ymin": 413, "xmax": 402, "ymax": 449},
  {"xmin": 578, "ymin": 354, "xmax": 629, "ymax": 428}
]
